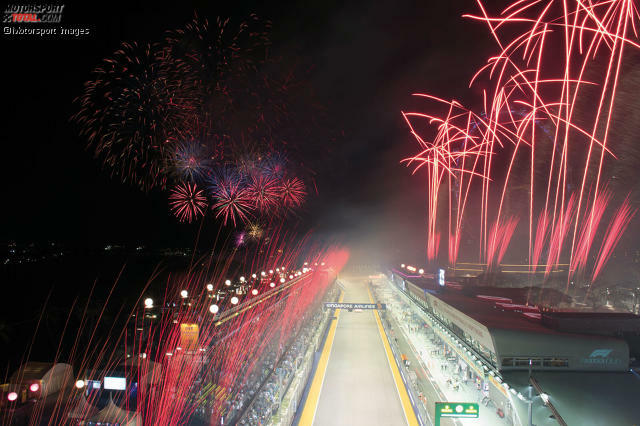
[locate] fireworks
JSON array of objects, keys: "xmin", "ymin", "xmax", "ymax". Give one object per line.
[
  {"xmin": 72, "ymin": 42, "xmax": 198, "ymax": 191},
  {"xmin": 259, "ymin": 152, "xmax": 288, "ymax": 179},
  {"xmin": 169, "ymin": 182, "xmax": 208, "ymax": 223},
  {"xmin": 403, "ymin": 0, "xmax": 640, "ymax": 285},
  {"xmin": 280, "ymin": 177, "xmax": 306, "ymax": 209},
  {"xmin": 234, "ymin": 231, "xmax": 247, "ymax": 247},
  {"xmin": 163, "ymin": 13, "xmax": 271, "ymax": 91},
  {"xmin": 209, "ymin": 169, "xmax": 254, "ymax": 226},
  {"xmin": 73, "ymin": 14, "xmax": 324, "ymax": 226},
  {"xmin": 170, "ymin": 139, "xmax": 212, "ymax": 182},
  {"xmin": 247, "ymin": 174, "xmax": 279, "ymax": 212},
  {"xmin": 486, "ymin": 217, "xmax": 519, "ymax": 270},
  {"xmin": 246, "ymin": 222, "xmax": 265, "ymax": 241},
  {"xmin": 592, "ymin": 198, "xmax": 636, "ymax": 282}
]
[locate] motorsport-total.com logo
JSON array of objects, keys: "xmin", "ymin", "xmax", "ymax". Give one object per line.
[
  {"xmin": 3, "ymin": 4, "xmax": 65, "ymax": 23},
  {"xmin": 3, "ymin": 4, "xmax": 92, "ymax": 38}
]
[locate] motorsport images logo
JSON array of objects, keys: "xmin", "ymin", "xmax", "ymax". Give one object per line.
[
  {"xmin": 3, "ymin": 4, "xmax": 92, "ymax": 38},
  {"xmin": 3, "ymin": 4, "xmax": 65, "ymax": 23}
]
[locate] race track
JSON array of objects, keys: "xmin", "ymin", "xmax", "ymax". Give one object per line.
[{"xmin": 312, "ymin": 277, "xmax": 409, "ymax": 426}]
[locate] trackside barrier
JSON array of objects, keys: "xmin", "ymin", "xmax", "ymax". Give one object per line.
[
  {"xmin": 285, "ymin": 282, "xmax": 341, "ymax": 426},
  {"xmin": 271, "ymin": 305, "xmax": 333, "ymax": 426},
  {"xmin": 234, "ymin": 281, "xmax": 339, "ymax": 425}
]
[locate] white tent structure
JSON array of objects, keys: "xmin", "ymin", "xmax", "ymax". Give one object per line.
[
  {"xmin": 9, "ymin": 362, "xmax": 73, "ymax": 396},
  {"xmin": 87, "ymin": 397, "xmax": 141, "ymax": 426},
  {"xmin": 66, "ymin": 393, "xmax": 100, "ymax": 421}
]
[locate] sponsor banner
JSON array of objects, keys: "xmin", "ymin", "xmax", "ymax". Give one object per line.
[
  {"xmin": 179, "ymin": 323, "xmax": 199, "ymax": 349},
  {"xmin": 324, "ymin": 302, "xmax": 386, "ymax": 310},
  {"xmin": 435, "ymin": 402, "xmax": 479, "ymax": 419}
]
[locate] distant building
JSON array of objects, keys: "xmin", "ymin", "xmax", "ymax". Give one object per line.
[{"xmin": 390, "ymin": 268, "xmax": 640, "ymax": 425}]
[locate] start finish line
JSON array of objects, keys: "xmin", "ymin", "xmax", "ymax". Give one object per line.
[{"xmin": 324, "ymin": 302, "xmax": 386, "ymax": 310}]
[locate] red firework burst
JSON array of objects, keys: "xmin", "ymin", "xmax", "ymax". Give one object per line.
[
  {"xmin": 210, "ymin": 177, "xmax": 254, "ymax": 226},
  {"xmin": 247, "ymin": 174, "xmax": 279, "ymax": 212},
  {"xmin": 280, "ymin": 177, "xmax": 306, "ymax": 209},
  {"xmin": 169, "ymin": 182, "xmax": 208, "ymax": 223}
]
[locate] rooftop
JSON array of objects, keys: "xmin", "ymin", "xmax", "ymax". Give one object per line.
[{"xmin": 393, "ymin": 268, "xmax": 640, "ymax": 337}]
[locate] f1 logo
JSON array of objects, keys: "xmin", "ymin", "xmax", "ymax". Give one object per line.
[{"xmin": 589, "ymin": 349, "xmax": 612, "ymax": 358}]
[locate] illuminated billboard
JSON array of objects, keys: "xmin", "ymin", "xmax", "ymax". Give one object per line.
[
  {"xmin": 103, "ymin": 377, "xmax": 126, "ymax": 390},
  {"xmin": 179, "ymin": 323, "xmax": 199, "ymax": 350}
]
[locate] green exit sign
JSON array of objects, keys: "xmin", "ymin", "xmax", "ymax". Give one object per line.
[{"xmin": 435, "ymin": 402, "xmax": 479, "ymax": 425}]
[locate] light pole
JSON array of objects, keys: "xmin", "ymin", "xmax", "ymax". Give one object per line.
[{"xmin": 528, "ymin": 358, "xmax": 533, "ymax": 426}]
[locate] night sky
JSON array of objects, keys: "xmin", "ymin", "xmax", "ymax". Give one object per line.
[{"xmin": 2, "ymin": 0, "xmax": 494, "ymax": 261}]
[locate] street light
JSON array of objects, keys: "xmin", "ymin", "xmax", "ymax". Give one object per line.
[
  {"xmin": 225, "ymin": 279, "xmax": 231, "ymax": 286},
  {"xmin": 29, "ymin": 383, "xmax": 39, "ymax": 392},
  {"xmin": 419, "ymin": 268, "xmax": 424, "ymax": 274},
  {"xmin": 209, "ymin": 304, "xmax": 219, "ymax": 314},
  {"xmin": 230, "ymin": 296, "xmax": 239, "ymax": 305},
  {"xmin": 270, "ymin": 282, "xmax": 275, "ymax": 288},
  {"xmin": 280, "ymin": 278, "xmax": 285, "ymax": 283},
  {"xmin": 251, "ymin": 289, "xmax": 258, "ymax": 296},
  {"xmin": 206, "ymin": 284, "xmax": 214, "ymax": 291},
  {"xmin": 239, "ymin": 276, "xmax": 245, "ymax": 283},
  {"xmin": 75, "ymin": 380, "xmax": 85, "ymax": 389},
  {"xmin": 180, "ymin": 290, "xmax": 188, "ymax": 299},
  {"xmin": 144, "ymin": 298, "xmax": 153, "ymax": 308},
  {"xmin": 7, "ymin": 392, "xmax": 17, "ymax": 401},
  {"xmin": 252, "ymin": 274, "xmax": 257, "ymax": 279}
]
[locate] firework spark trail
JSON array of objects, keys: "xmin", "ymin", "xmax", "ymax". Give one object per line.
[
  {"xmin": 545, "ymin": 194, "xmax": 576, "ymax": 277},
  {"xmin": 9, "ymin": 226, "xmax": 347, "ymax": 426},
  {"xmin": 169, "ymin": 182, "xmax": 208, "ymax": 223},
  {"xmin": 486, "ymin": 217, "xmax": 519, "ymax": 270},
  {"xmin": 403, "ymin": 0, "xmax": 640, "ymax": 281},
  {"xmin": 130, "ymin": 240, "xmax": 346, "ymax": 425},
  {"xmin": 5, "ymin": 267, "xmax": 163, "ymax": 426},
  {"xmin": 140, "ymin": 272, "xmax": 330, "ymax": 423},
  {"xmin": 531, "ymin": 211, "xmax": 550, "ymax": 273},
  {"xmin": 592, "ymin": 197, "xmax": 636, "ymax": 282},
  {"xmin": 402, "ymin": 102, "xmax": 495, "ymax": 263},
  {"xmin": 570, "ymin": 188, "xmax": 611, "ymax": 276}
]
